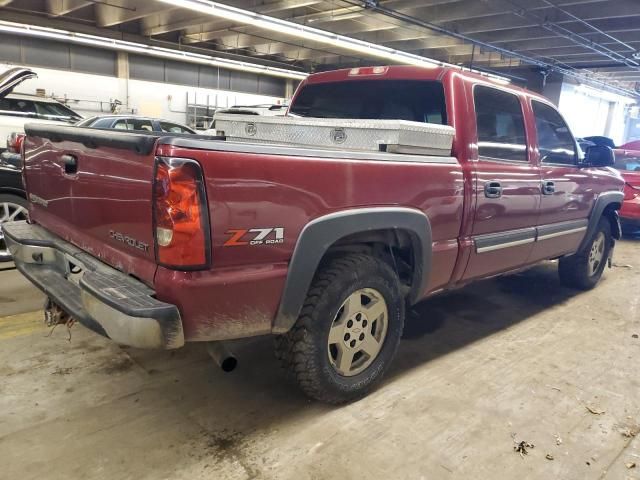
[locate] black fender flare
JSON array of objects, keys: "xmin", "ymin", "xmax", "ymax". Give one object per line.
[
  {"xmin": 272, "ymin": 207, "xmax": 432, "ymax": 333},
  {"xmin": 578, "ymin": 191, "xmax": 624, "ymax": 251}
]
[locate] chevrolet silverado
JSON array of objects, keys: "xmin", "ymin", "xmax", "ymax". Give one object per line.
[{"xmin": 5, "ymin": 66, "xmax": 624, "ymax": 403}]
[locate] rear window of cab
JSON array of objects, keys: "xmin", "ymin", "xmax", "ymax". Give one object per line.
[{"xmin": 289, "ymin": 80, "xmax": 447, "ymax": 125}]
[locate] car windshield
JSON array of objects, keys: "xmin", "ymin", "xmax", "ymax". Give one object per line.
[{"xmin": 289, "ymin": 80, "xmax": 447, "ymax": 124}]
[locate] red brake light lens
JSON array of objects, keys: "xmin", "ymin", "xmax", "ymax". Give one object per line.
[
  {"xmin": 347, "ymin": 66, "xmax": 389, "ymax": 76},
  {"xmin": 153, "ymin": 157, "xmax": 210, "ymax": 269},
  {"xmin": 6, "ymin": 132, "xmax": 25, "ymax": 153}
]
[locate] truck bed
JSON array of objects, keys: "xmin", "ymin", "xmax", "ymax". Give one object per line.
[{"xmin": 21, "ymin": 123, "xmax": 464, "ymax": 341}]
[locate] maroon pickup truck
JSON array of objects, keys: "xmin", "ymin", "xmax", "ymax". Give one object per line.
[{"xmin": 5, "ymin": 66, "xmax": 624, "ymax": 403}]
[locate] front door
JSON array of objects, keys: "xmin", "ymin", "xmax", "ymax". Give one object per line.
[
  {"xmin": 529, "ymin": 100, "xmax": 592, "ymax": 263},
  {"xmin": 463, "ymin": 85, "xmax": 541, "ymax": 280}
]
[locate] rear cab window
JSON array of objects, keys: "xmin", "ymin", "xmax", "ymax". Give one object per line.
[
  {"xmin": 473, "ymin": 85, "xmax": 527, "ymax": 162},
  {"xmin": 289, "ymin": 80, "xmax": 447, "ymax": 125}
]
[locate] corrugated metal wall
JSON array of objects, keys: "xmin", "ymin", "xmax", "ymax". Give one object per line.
[{"xmin": 0, "ymin": 33, "xmax": 286, "ymax": 97}]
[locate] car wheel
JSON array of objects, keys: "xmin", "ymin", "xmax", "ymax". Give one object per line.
[
  {"xmin": 0, "ymin": 194, "xmax": 28, "ymax": 263},
  {"xmin": 558, "ymin": 217, "xmax": 612, "ymax": 290},
  {"xmin": 275, "ymin": 253, "xmax": 404, "ymax": 404}
]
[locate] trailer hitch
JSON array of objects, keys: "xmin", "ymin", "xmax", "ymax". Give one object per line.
[{"xmin": 44, "ymin": 298, "xmax": 76, "ymax": 340}]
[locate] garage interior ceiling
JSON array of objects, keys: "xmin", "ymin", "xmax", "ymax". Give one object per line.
[{"xmin": 1, "ymin": 0, "xmax": 639, "ymax": 97}]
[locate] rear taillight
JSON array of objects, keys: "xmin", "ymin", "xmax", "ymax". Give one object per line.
[
  {"xmin": 6, "ymin": 132, "xmax": 25, "ymax": 154},
  {"xmin": 153, "ymin": 157, "xmax": 210, "ymax": 269}
]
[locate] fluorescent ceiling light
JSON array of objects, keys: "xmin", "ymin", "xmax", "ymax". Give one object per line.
[
  {"xmin": 0, "ymin": 21, "xmax": 308, "ymax": 80},
  {"xmin": 158, "ymin": 0, "xmax": 442, "ymax": 70},
  {"xmin": 158, "ymin": 0, "xmax": 511, "ymax": 83}
]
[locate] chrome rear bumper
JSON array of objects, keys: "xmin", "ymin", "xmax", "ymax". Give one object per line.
[{"xmin": 4, "ymin": 221, "xmax": 184, "ymax": 349}]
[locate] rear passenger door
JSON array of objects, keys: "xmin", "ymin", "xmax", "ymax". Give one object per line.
[
  {"xmin": 463, "ymin": 85, "xmax": 541, "ymax": 280},
  {"xmin": 529, "ymin": 100, "xmax": 591, "ymax": 262}
]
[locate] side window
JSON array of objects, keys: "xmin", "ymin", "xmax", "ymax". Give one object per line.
[
  {"xmin": 159, "ymin": 121, "xmax": 192, "ymax": 134},
  {"xmin": 2, "ymin": 98, "xmax": 37, "ymax": 117},
  {"xmin": 128, "ymin": 119, "xmax": 154, "ymax": 131},
  {"xmin": 90, "ymin": 118, "xmax": 116, "ymax": 129},
  {"xmin": 474, "ymin": 86, "xmax": 527, "ymax": 161},
  {"xmin": 0, "ymin": 99, "xmax": 11, "ymax": 115},
  {"xmin": 33, "ymin": 101, "xmax": 81, "ymax": 121},
  {"xmin": 532, "ymin": 101, "xmax": 577, "ymax": 165},
  {"xmin": 113, "ymin": 119, "xmax": 129, "ymax": 130}
]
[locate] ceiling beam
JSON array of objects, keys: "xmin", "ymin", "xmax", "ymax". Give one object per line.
[
  {"xmin": 181, "ymin": 15, "xmax": 399, "ymax": 45},
  {"xmin": 0, "ymin": 9, "xmax": 305, "ymax": 71},
  {"xmin": 143, "ymin": 0, "xmax": 325, "ymax": 36},
  {"xmin": 95, "ymin": 0, "xmax": 176, "ymax": 28},
  {"xmin": 498, "ymin": 34, "xmax": 640, "ymax": 53},
  {"xmin": 178, "ymin": 0, "xmax": 639, "ymax": 67},
  {"xmin": 443, "ymin": 0, "xmax": 640, "ymax": 36},
  {"xmin": 46, "ymin": 0, "xmax": 91, "ymax": 16},
  {"xmin": 389, "ymin": 0, "xmax": 606, "ymax": 24},
  {"xmin": 292, "ymin": 0, "xmax": 638, "ymax": 45}
]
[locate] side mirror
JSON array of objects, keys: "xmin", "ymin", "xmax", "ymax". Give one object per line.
[{"xmin": 583, "ymin": 145, "xmax": 615, "ymax": 167}]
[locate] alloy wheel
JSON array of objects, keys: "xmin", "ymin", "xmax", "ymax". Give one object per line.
[
  {"xmin": 587, "ymin": 231, "xmax": 606, "ymax": 276},
  {"xmin": 327, "ymin": 288, "xmax": 388, "ymax": 377}
]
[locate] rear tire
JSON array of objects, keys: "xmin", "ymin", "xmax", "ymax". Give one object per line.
[
  {"xmin": 0, "ymin": 194, "xmax": 29, "ymax": 263},
  {"xmin": 558, "ymin": 217, "xmax": 612, "ymax": 290},
  {"xmin": 275, "ymin": 253, "xmax": 404, "ymax": 404}
]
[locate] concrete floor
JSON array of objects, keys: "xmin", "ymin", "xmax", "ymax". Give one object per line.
[{"xmin": 1, "ymin": 238, "xmax": 639, "ymax": 480}]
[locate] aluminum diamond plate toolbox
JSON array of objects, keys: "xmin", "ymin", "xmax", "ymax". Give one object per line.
[{"xmin": 215, "ymin": 114, "xmax": 455, "ymax": 156}]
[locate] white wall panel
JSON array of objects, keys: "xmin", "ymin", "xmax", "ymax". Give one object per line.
[{"xmin": 1, "ymin": 63, "xmax": 285, "ymax": 126}]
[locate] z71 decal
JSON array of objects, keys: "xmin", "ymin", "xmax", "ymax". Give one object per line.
[{"xmin": 224, "ymin": 227, "xmax": 285, "ymax": 247}]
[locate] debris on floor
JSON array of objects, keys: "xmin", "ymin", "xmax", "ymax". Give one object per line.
[
  {"xmin": 512, "ymin": 435, "xmax": 535, "ymax": 458},
  {"xmin": 632, "ymin": 334, "xmax": 638, "ymax": 339},
  {"xmin": 554, "ymin": 434, "xmax": 562, "ymax": 445},
  {"xmin": 585, "ymin": 405, "xmax": 606, "ymax": 415},
  {"xmin": 621, "ymin": 426, "xmax": 639, "ymax": 438},
  {"xmin": 626, "ymin": 462, "xmax": 636, "ymax": 469},
  {"xmin": 545, "ymin": 453, "xmax": 554, "ymax": 461},
  {"xmin": 51, "ymin": 367, "xmax": 72, "ymax": 375},
  {"xmin": 612, "ymin": 263, "xmax": 633, "ymax": 269}
]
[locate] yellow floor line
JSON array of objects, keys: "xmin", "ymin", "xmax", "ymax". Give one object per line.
[{"xmin": 0, "ymin": 310, "xmax": 47, "ymax": 340}]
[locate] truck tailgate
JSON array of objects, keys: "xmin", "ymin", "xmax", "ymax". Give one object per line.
[{"xmin": 23, "ymin": 124, "xmax": 160, "ymax": 285}]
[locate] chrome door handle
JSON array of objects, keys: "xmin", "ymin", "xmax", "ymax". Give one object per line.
[
  {"xmin": 542, "ymin": 181, "xmax": 555, "ymax": 195},
  {"xmin": 484, "ymin": 181, "xmax": 502, "ymax": 198}
]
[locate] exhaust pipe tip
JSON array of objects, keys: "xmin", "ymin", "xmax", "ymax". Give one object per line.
[
  {"xmin": 220, "ymin": 356, "xmax": 238, "ymax": 373},
  {"xmin": 207, "ymin": 342, "xmax": 238, "ymax": 373}
]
